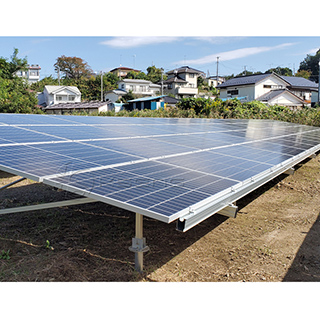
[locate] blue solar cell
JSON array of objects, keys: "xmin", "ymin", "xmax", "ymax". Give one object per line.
[{"xmin": 1, "ymin": 114, "xmax": 320, "ymax": 223}]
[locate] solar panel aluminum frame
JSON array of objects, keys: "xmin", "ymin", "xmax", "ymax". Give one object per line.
[
  {"xmin": 177, "ymin": 144, "xmax": 320, "ymax": 232},
  {"xmin": 42, "ymin": 176, "xmax": 173, "ymax": 223}
]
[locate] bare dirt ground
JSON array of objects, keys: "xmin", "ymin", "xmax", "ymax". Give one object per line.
[{"xmin": 0, "ymin": 154, "xmax": 320, "ymax": 282}]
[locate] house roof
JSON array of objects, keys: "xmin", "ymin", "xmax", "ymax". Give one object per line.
[
  {"xmin": 279, "ymin": 76, "xmax": 318, "ymax": 90},
  {"xmin": 44, "ymin": 85, "xmax": 81, "ymax": 95},
  {"xmin": 128, "ymin": 95, "xmax": 167, "ymax": 103},
  {"xmin": 119, "ymin": 79, "xmax": 153, "ymax": 84},
  {"xmin": 257, "ymin": 89, "xmax": 305, "ymax": 104},
  {"xmin": 110, "ymin": 66, "xmax": 141, "ymax": 73},
  {"xmin": 217, "ymin": 73, "xmax": 319, "ymax": 91},
  {"xmin": 105, "ymin": 89, "xmax": 127, "ymax": 95},
  {"xmin": 163, "ymin": 75, "xmax": 188, "ymax": 84},
  {"xmin": 166, "ymin": 66, "xmax": 204, "ymax": 75},
  {"xmin": 216, "ymin": 73, "xmax": 272, "ymax": 88},
  {"xmin": 44, "ymin": 101, "xmax": 110, "ymax": 110},
  {"xmin": 163, "ymin": 96, "xmax": 180, "ymax": 104}
]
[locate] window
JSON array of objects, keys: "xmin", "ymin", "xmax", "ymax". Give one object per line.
[
  {"xmin": 68, "ymin": 96, "xmax": 75, "ymax": 101},
  {"xmin": 189, "ymin": 73, "xmax": 195, "ymax": 78},
  {"xmin": 56, "ymin": 95, "xmax": 63, "ymax": 101},
  {"xmin": 227, "ymin": 89, "xmax": 239, "ymax": 95},
  {"xmin": 263, "ymin": 85, "xmax": 272, "ymax": 89}
]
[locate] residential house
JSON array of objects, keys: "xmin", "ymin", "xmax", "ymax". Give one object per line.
[
  {"xmin": 16, "ymin": 64, "xmax": 41, "ymax": 84},
  {"xmin": 217, "ymin": 73, "xmax": 318, "ymax": 107},
  {"xmin": 105, "ymin": 89, "xmax": 127, "ymax": 103},
  {"xmin": 163, "ymin": 66, "xmax": 205, "ymax": 98},
  {"xmin": 118, "ymin": 79, "xmax": 161, "ymax": 96},
  {"xmin": 38, "ymin": 85, "xmax": 81, "ymax": 107},
  {"xmin": 126, "ymin": 95, "xmax": 166, "ymax": 111},
  {"xmin": 205, "ymin": 76, "xmax": 225, "ymax": 88},
  {"xmin": 44, "ymin": 101, "xmax": 116, "ymax": 115},
  {"xmin": 110, "ymin": 66, "xmax": 141, "ymax": 78}
]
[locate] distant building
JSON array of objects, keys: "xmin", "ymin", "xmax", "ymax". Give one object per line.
[
  {"xmin": 118, "ymin": 79, "xmax": 161, "ymax": 96},
  {"xmin": 105, "ymin": 89, "xmax": 127, "ymax": 103},
  {"xmin": 164, "ymin": 66, "xmax": 205, "ymax": 98},
  {"xmin": 205, "ymin": 76, "xmax": 225, "ymax": 88},
  {"xmin": 16, "ymin": 64, "xmax": 41, "ymax": 84},
  {"xmin": 217, "ymin": 73, "xmax": 318, "ymax": 107},
  {"xmin": 44, "ymin": 101, "xmax": 115, "ymax": 115},
  {"xmin": 38, "ymin": 85, "xmax": 81, "ymax": 107},
  {"xmin": 126, "ymin": 95, "xmax": 166, "ymax": 111},
  {"xmin": 110, "ymin": 66, "xmax": 141, "ymax": 78}
]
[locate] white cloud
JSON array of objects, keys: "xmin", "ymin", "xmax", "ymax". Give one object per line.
[
  {"xmin": 100, "ymin": 36, "xmax": 180, "ymax": 48},
  {"xmin": 305, "ymin": 47, "xmax": 319, "ymax": 55},
  {"xmin": 175, "ymin": 43, "xmax": 296, "ymax": 65}
]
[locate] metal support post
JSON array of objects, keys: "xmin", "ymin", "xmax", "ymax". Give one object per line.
[
  {"xmin": 284, "ymin": 167, "xmax": 295, "ymax": 175},
  {"xmin": 0, "ymin": 177, "xmax": 26, "ymax": 190},
  {"xmin": 129, "ymin": 213, "xmax": 149, "ymax": 273}
]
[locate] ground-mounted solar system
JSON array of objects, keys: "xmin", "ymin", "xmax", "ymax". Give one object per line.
[{"xmin": 1, "ymin": 113, "xmax": 320, "ymax": 271}]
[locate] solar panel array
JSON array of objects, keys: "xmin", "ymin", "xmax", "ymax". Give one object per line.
[{"xmin": 1, "ymin": 113, "xmax": 320, "ymax": 224}]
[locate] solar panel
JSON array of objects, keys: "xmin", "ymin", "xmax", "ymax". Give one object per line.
[{"xmin": 1, "ymin": 113, "xmax": 320, "ymax": 230}]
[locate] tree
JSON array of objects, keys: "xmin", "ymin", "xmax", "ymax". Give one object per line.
[
  {"xmin": 295, "ymin": 70, "xmax": 312, "ymax": 80},
  {"xmin": 54, "ymin": 55, "xmax": 94, "ymax": 79},
  {"xmin": 146, "ymin": 66, "xmax": 165, "ymax": 83},
  {"xmin": 0, "ymin": 77, "xmax": 39, "ymax": 113},
  {"xmin": 126, "ymin": 70, "xmax": 147, "ymax": 80},
  {"xmin": 298, "ymin": 49, "xmax": 320, "ymax": 82},
  {"xmin": 0, "ymin": 49, "xmax": 39, "ymax": 113},
  {"xmin": 0, "ymin": 48, "xmax": 28, "ymax": 79},
  {"xmin": 265, "ymin": 66, "xmax": 293, "ymax": 76}
]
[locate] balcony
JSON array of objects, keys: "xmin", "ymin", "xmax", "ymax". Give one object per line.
[{"xmin": 176, "ymin": 86, "xmax": 198, "ymax": 95}]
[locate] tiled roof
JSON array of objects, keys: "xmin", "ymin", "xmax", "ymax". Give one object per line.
[
  {"xmin": 128, "ymin": 95, "xmax": 167, "ymax": 103},
  {"xmin": 163, "ymin": 75, "xmax": 187, "ymax": 84},
  {"xmin": 110, "ymin": 66, "xmax": 141, "ymax": 73},
  {"xmin": 167, "ymin": 66, "xmax": 204, "ymax": 75},
  {"xmin": 44, "ymin": 101, "xmax": 110, "ymax": 110},
  {"xmin": 216, "ymin": 74, "xmax": 271, "ymax": 88},
  {"xmin": 257, "ymin": 89, "xmax": 304, "ymax": 103},
  {"xmin": 279, "ymin": 76, "xmax": 318, "ymax": 89}
]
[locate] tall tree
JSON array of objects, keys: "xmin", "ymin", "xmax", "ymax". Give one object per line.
[
  {"xmin": 146, "ymin": 66, "xmax": 165, "ymax": 83},
  {"xmin": 54, "ymin": 55, "xmax": 93, "ymax": 79},
  {"xmin": 0, "ymin": 48, "xmax": 28, "ymax": 79},
  {"xmin": 0, "ymin": 49, "xmax": 39, "ymax": 113},
  {"xmin": 298, "ymin": 49, "xmax": 320, "ymax": 82}
]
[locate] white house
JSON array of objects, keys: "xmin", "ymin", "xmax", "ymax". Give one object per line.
[
  {"xmin": 163, "ymin": 66, "xmax": 205, "ymax": 98},
  {"xmin": 205, "ymin": 76, "xmax": 225, "ymax": 88},
  {"xmin": 105, "ymin": 88, "xmax": 127, "ymax": 102},
  {"xmin": 217, "ymin": 73, "xmax": 318, "ymax": 107},
  {"xmin": 16, "ymin": 64, "xmax": 41, "ymax": 84},
  {"xmin": 38, "ymin": 85, "xmax": 81, "ymax": 107},
  {"xmin": 117, "ymin": 79, "xmax": 161, "ymax": 96}
]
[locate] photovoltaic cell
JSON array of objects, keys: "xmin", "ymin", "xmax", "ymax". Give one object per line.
[{"xmin": 0, "ymin": 113, "xmax": 320, "ymax": 223}]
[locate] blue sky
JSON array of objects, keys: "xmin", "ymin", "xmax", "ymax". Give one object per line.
[{"xmin": 0, "ymin": 36, "xmax": 319, "ymax": 79}]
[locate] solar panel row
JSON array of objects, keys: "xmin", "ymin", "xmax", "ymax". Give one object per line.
[{"xmin": 1, "ymin": 113, "xmax": 320, "ymax": 225}]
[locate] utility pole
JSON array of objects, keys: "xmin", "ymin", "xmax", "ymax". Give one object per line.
[
  {"xmin": 318, "ymin": 61, "xmax": 320, "ymax": 104},
  {"xmin": 101, "ymin": 71, "xmax": 103, "ymax": 102},
  {"xmin": 161, "ymin": 70, "xmax": 163, "ymax": 96},
  {"xmin": 244, "ymin": 65, "xmax": 247, "ymax": 76},
  {"xmin": 216, "ymin": 56, "xmax": 219, "ymax": 81},
  {"xmin": 57, "ymin": 67, "xmax": 60, "ymax": 86}
]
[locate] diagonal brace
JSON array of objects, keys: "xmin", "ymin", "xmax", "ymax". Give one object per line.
[{"xmin": 0, "ymin": 198, "xmax": 97, "ymax": 216}]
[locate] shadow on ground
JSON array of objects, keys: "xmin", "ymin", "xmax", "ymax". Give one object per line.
[
  {"xmin": 283, "ymin": 211, "xmax": 320, "ymax": 281},
  {"xmin": 0, "ymin": 158, "xmax": 318, "ymax": 282}
]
